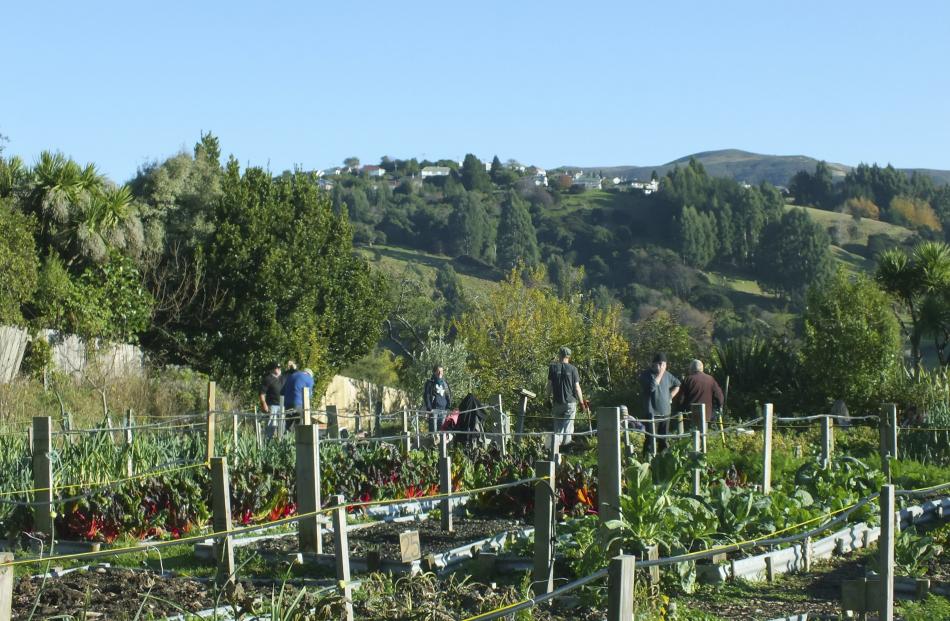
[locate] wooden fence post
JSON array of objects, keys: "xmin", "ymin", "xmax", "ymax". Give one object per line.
[
  {"xmin": 124, "ymin": 408, "xmax": 134, "ymax": 478},
  {"xmin": 887, "ymin": 404, "xmax": 898, "ymax": 461},
  {"xmin": 497, "ymin": 394, "xmax": 508, "ymax": 457},
  {"xmin": 32, "ymin": 416, "xmax": 53, "ymax": 537},
  {"xmin": 648, "ymin": 418, "xmax": 657, "ymax": 457},
  {"xmin": 597, "ymin": 407, "xmax": 622, "ymax": 524},
  {"xmin": 26, "ymin": 425, "xmax": 33, "ymax": 457},
  {"xmin": 231, "ymin": 410, "xmax": 239, "ymax": 451},
  {"xmin": 206, "ymin": 381, "xmax": 216, "ymax": 462},
  {"xmin": 762, "ymin": 403, "xmax": 773, "ymax": 495},
  {"xmin": 373, "ymin": 399, "xmax": 382, "ymax": 435},
  {"xmin": 439, "ymin": 437, "xmax": 453, "ymax": 532},
  {"xmin": 821, "ymin": 416, "xmax": 834, "ymax": 468},
  {"xmin": 517, "ymin": 389, "xmax": 534, "ymax": 434},
  {"xmin": 63, "ymin": 412, "xmax": 74, "ymax": 445},
  {"xmin": 296, "ymin": 424, "xmax": 323, "ymax": 554},
  {"xmin": 880, "ymin": 484, "xmax": 896, "ymax": 621},
  {"xmin": 301, "ymin": 388, "xmax": 311, "ymax": 426},
  {"xmin": 254, "ymin": 406, "xmax": 262, "ymax": 450},
  {"xmin": 210, "ymin": 456, "xmax": 235, "ymax": 587},
  {"xmin": 607, "ymin": 554, "xmax": 636, "ymax": 621},
  {"xmin": 278, "ymin": 395, "xmax": 286, "ymax": 439},
  {"xmin": 692, "ymin": 430, "xmax": 702, "ymax": 496},
  {"xmin": 0, "ymin": 552, "xmax": 12, "ymax": 621},
  {"xmin": 326, "ymin": 404, "xmax": 339, "ymax": 440},
  {"xmin": 354, "ymin": 402, "xmax": 362, "ymax": 436},
  {"xmin": 691, "ymin": 404, "xmax": 707, "ymax": 453},
  {"xmin": 401, "ymin": 411, "xmax": 412, "ymax": 455},
  {"xmin": 332, "ymin": 495, "xmax": 355, "ymax": 621},
  {"xmin": 533, "ymin": 460, "xmax": 555, "ymax": 595}
]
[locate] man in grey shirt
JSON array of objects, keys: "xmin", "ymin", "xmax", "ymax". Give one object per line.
[{"xmin": 639, "ymin": 352, "xmax": 681, "ymax": 453}]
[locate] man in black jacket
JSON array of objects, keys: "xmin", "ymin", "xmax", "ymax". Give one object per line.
[{"xmin": 423, "ymin": 365, "xmax": 453, "ymax": 432}]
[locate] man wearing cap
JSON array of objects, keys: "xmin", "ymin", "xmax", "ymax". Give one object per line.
[
  {"xmin": 639, "ymin": 352, "xmax": 681, "ymax": 453},
  {"xmin": 548, "ymin": 346, "xmax": 588, "ymax": 454},
  {"xmin": 258, "ymin": 362, "xmax": 283, "ymax": 438}
]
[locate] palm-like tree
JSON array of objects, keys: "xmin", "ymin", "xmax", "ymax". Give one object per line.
[{"xmin": 876, "ymin": 241, "xmax": 950, "ymax": 369}]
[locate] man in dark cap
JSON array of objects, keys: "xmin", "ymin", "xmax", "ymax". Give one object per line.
[
  {"xmin": 639, "ymin": 352, "xmax": 681, "ymax": 453},
  {"xmin": 258, "ymin": 361, "xmax": 283, "ymax": 438},
  {"xmin": 548, "ymin": 346, "xmax": 588, "ymax": 453}
]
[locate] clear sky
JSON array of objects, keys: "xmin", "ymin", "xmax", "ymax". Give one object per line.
[{"xmin": 3, "ymin": 1, "xmax": 949, "ymax": 183}]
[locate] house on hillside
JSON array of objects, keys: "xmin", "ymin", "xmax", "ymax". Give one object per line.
[
  {"xmin": 361, "ymin": 165, "xmax": 386, "ymax": 177},
  {"xmin": 421, "ymin": 166, "xmax": 451, "ymax": 178},
  {"xmin": 573, "ymin": 175, "xmax": 603, "ymax": 191},
  {"xmin": 321, "ymin": 167, "xmax": 343, "ymax": 177},
  {"xmin": 631, "ymin": 179, "xmax": 660, "ymax": 194}
]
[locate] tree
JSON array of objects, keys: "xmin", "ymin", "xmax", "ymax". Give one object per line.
[
  {"xmin": 396, "ymin": 330, "xmax": 474, "ymax": 403},
  {"xmin": 754, "ymin": 209, "xmax": 832, "ymax": 301},
  {"xmin": 800, "ymin": 268, "xmax": 901, "ymax": 410},
  {"xmin": 489, "ymin": 156, "xmax": 504, "ymax": 183},
  {"xmin": 449, "ymin": 192, "xmax": 493, "ymax": 262},
  {"xmin": 496, "ymin": 191, "xmax": 539, "ymax": 270},
  {"xmin": 155, "ymin": 160, "xmax": 387, "ymax": 393},
  {"xmin": 456, "ymin": 265, "xmax": 632, "ymax": 404},
  {"xmin": 434, "ymin": 265, "xmax": 467, "ymax": 320},
  {"xmin": 676, "ymin": 205, "xmax": 717, "ymax": 268},
  {"xmin": 788, "ymin": 161, "xmax": 835, "ymax": 210},
  {"xmin": 876, "ymin": 241, "xmax": 950, "ymax": 369},
  {"xmin": 343, "ymin": 157, "xmax": 360, "ymax": 171},
  {"xmin": 889, "ymin": 196, "xmax": 942, "ymax": 232},
  {"xmin": 0, "ymin": 199, "xmax": 38, "ymax": 325},
  {"xmin": 460, "ymin": 154, "xmax": 492, "ymax": 193}
]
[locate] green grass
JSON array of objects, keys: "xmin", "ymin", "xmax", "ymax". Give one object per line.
[
  {"xmin": 787, "ymin": 204, "xmax": 914, "ymax": 246},
  {"xmin": 358, "ymin": 244, "xmax": 499, "ymax": 300}
]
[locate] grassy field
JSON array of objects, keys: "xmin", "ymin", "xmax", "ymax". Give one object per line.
[
  {"xmin": 358, "ymin": 244, "xmax": 499, "ymax": 301},
  {"xmin": 786, "ymin": 204, "xmax": 914, "ymax": 246}
]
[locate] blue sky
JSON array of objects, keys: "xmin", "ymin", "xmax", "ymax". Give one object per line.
[{"xmin": 3, "ymin": 1, "xmax": 949, "ymax": 183}]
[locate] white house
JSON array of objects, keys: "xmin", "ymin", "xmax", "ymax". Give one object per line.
[
  {"xmin": 421, "ymin": 166, "xmax": 451, "ymax": 178},
  {"xmin": 573, "ymin": 175, "xmax": 603, "ymax": 191}
]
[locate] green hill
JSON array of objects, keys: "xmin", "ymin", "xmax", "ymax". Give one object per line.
[{"xmin": 564, "ymin": 149, "xmax": 950, "ymax": 187}]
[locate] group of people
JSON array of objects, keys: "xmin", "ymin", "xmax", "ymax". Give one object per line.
[
  {"xmin": 419, "ymin": 347, "xmax": 723, "ymax": 455},
  {"xmin": 258, "ymin": 360, "xmax": 315, "ymax": 434}
]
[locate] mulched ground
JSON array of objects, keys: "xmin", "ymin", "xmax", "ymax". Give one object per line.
[
  {"xmin": 254, "ymin": 517, "xmax": 527, "ymax": 560},
  {"xmin": 14, "ymin": 566, "xmax": 217, "ymax": 620}
]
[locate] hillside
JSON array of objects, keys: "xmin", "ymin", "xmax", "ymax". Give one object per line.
[{"xmin": 564, "ymin": 149, "xmax": 950, "ymax": 187}]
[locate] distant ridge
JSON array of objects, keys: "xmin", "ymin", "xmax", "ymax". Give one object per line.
[{"xmin": 563, "ymin": 149, "xmax": 950, "ymax": 187}]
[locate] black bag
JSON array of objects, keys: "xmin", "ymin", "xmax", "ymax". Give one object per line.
[{"xmin": 455, "ymin": 393, "xmax": 486, "ymax": 445}]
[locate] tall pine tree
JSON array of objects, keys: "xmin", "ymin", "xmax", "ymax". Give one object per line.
[
  {"xmin": 496, "ymin": 190, "xmax": 539, "ymax": 270},
  {"xmin": 449, "ymin": 191, "xmax": 493, "ymax": 261}
]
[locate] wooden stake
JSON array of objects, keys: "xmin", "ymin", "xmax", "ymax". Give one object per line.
[
  {"xmin": 691, "ymin": 403, "xmax": 707, "ymax": 453},
  {"xmin": 886, "ymin": 404, "xmax": 898, "ymax": 461},
  {"xmin": 533, "ymin": 460, "xmax": 555, "ymax": 595},
  {"xmin": 692, "ymin": 430, "xmax": 702, "ymax": 496},
  {"xmin": 32, "ymin": 416, "xmax": 53, "ymax": 537},
  {"xmin": 326, "ymin": 404, "xmax": 339, "ymax": 439},
  {"xmin": 597, "ymin": 407, "xmax": 622, "ymax": 524},
  {"xmin": 497, "ymin": 394, "xmax": 508, "ymax": 457},
  {"xmin": 301, "ymin": 387, "xmax": 311, "ymax": 426},
  {"xmin": 762, "ymin": 403, "xmax": 773, "ymax": 495},
  {"xmin": 607, "ymin": 555, "xmax": 636, "ymax": 621},
  {"xmin": 439, "ymin": 448, "xmax": 453, "ymax": 532},
  {"xmin": 821, "ymin": 415, "xmax": 834, "ymax": 468},
  {"xmin": 880, "ymin": 484, "xmax": 895, "ymax": 621},
  {"xmin": 332, "ymin": 495, "xmax": 354, "ymax": 621},
  {"xmin": 206, "ymin": 381, "xmax": 216, "ymax": 462},
  {"xmin": 210, "ymin": 456, "xmax": 235, "ymax": 587},
  {"xmin": 124, "ymin": 408, "xmax": 134, "ymax": 478},
  {"xmin": 401, "ymin": 411, "xmax": 411, "ymax": 455},
  {"xmin": 296, "ymin": 424, "xmax": 323, "ymax": 554},
  {"xmin": 0, "ymin": 552, "xmax": 13, "ymax": 621}
]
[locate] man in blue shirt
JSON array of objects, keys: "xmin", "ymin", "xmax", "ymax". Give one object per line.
[
  {"xmin": 639, "ymin": 353, "xmax": 681, "ymax": 453},
  {"xmin": 282, "ymin": 368, "xmax": 314, "ymax": 429}
]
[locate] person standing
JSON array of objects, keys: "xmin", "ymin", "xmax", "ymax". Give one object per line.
[
  {"xmin": 639, "ymin": 353, "xmax": 681, "ymax": 453},
  {"xmin": 281, "ymin": 368, "xmax": 315, "ymax": 430},
  {"xmin": 258, "ymin": 362, "xmax": 283, "ymax": 438},
  {"xmin": 676, "ymin": 359, "xmax": 724, "ymax": 423},
  {"xmin": 548, "ymin": 346, "xmax": 588, "ymax": 454},
  {"xmin": 423, "ymin": 365, "xmax": 453, "ymax": 432}
]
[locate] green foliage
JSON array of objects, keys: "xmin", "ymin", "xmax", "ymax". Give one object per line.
[
  {"xmin": 876, "ymin": 241, "xmax": 950, "ymax": 368},
  {"xmin": 789, "ymin": 161, "xmax": 835, "ymax": 210},
  {"xmin": 676, "ymin": 205, "xmax": 718, "ymax": 268},
  {"xmin": 159, "ymin": 162, "xmax": 387, "ymax": 393},
  {"xmin": 900, "ymin": 596, "xmax": 950, "ymax": 621},
  {"xmin": 895, "ymin": 525, "xmax": 943, "ymax": 577},
  {"xmin": 460, "ymin": 154, "xmax": 492, "ymax": 193},
  {"xmin": 0, "ymin": 198, "xmax": 38, "ymax": 324},
  {"xmin": 754, "ymin": 208, "xmax": 832, "ymax": 302},
  {"xmin": 629, "ymin": 311, "xmax": 697, "ymax": 377},
  {"xmin": 496, "ymin": 191, "xmax": 539, "ymax": 270},
  {"xmin": 449, "ymin": 191, "xmax": 494, "ymax": 263},
  {"xmin": 396, "ymin": 330, "xmax": 474, "ymax": 405},
  {"xmin": 800, "ymin": 268, "xmax": 901, "ymax": 411}
]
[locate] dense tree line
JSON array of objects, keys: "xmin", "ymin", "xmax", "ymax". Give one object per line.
[
  {"xmin": 790, "ymin": 161, "xmax": 950, "ymax": 237},
  {"xmin": 0, "ymin": 135, "xmax": 385, "ymax": 393}
]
